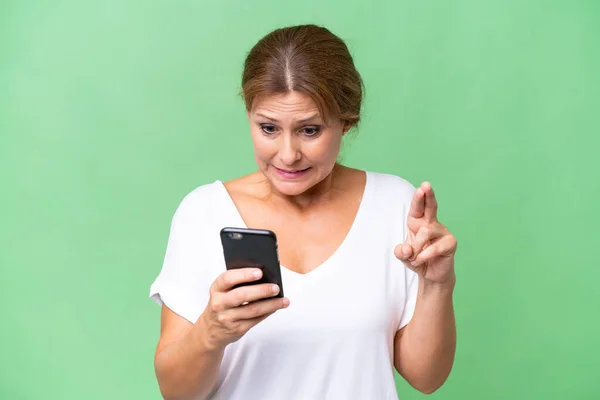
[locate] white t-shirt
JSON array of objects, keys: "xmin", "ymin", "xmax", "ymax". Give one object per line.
[{"xmin": 149, "ymin": 171, "xmax": 419, "ymax": 400}]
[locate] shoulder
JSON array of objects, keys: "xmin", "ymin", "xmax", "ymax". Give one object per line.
[
  {"xmin": 366, "ymin": 171, "xmax": 416, "ymax": 202},
  {"xmin": 169, "ymin": 180, "xmax": 224, "ymax": 224},
  {"xmin": 363, "ymin": 171, "xmax": 416, "ymax": 242}
]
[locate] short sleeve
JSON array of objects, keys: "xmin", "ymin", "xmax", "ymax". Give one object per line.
[
  {"xmin": 149, "ymin": 188, "xmax": 216, "ymax": 324},
  {"xmin": 383, "ymin": 173, "xmax": 420, "ymax": 331},
  {"xmin": 397, "ymin": 268, "xmax": 419, "ymax": 330}
]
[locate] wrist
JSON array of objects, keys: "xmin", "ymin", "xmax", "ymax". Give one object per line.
[
  {"xmin": 419, "ymin": 273, "xmax": 456, "ymax": 297},
  {"xmin": 193, "ymin": 313, "xmax": 226, "ymax": 355}
]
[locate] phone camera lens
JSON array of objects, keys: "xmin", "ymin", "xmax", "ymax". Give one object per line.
[{"xmin": 227, "ymin": 233, "xmax": 233, "ymax": 238}]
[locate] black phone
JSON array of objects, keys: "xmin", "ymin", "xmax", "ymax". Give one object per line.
[{"xmin": 220, "ymin": 227, "xmax": 284, "ymax": 298}]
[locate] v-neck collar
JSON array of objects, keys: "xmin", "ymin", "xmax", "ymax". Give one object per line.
[{"xmin": 214, "ymin": 171, "xmax": 373, "ymax": 278}]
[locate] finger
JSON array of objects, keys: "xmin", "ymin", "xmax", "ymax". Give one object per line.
[
  {"xmin": 410, "ymin": 224, "xmax": 446, "ymax": 260},
  {"xmin": 213, "ymin": 268, "xmax": 263, "ymax": 293},
  {"xmin": 394, "ymin": 242, "xmax": 413, "ymax": 261},
  {"xmin": 422, "ymin": 182, "xmax": 438, "ymax": 222},
  {"xmin": 223, "ymin": 283, "xmax": 281, "ymax": 308},
  {"xmin": 236, "ymin": 311, "xmax": 274, "ymax": 333},
  {"xmin": 228, "ymin": 297, "xmax": 290, "ymax": 322},
  {"xmin": 412, "ymin": 234, "xmax": 457, "ymax": 266},
  {"xmin": 408, "ymin": 187, "xmax": 425, "ymax": 219},
  {"xmin": 234, "ymin": 309, "xmax": 287, "ymax": 335}
]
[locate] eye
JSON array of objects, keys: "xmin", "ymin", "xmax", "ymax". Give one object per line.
[
  {"xmin": 260, "ymin": 124, "xmax": 277, "ymax": 135},
  {"xmin": 301, "ymin": 126, "xmax": 321, "ymax": 137}
]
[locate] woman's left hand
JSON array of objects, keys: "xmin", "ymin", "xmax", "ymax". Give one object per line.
[{"xmin": 395, "ymin": 182, "xmax": 457, "ymax": 285}]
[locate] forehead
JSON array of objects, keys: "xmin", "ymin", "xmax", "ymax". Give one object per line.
[{"xmin": 251, "ymin": 92, "xmax": 320, "ymax": 118}]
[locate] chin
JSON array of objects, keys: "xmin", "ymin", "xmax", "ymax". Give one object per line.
[
  {"xmin": 264, "ymin": 169, "xmax": 314, "ymax": 196},
  {"xmin": 270, "ymin": 178, "xmax": 312, "ymax": 196}
]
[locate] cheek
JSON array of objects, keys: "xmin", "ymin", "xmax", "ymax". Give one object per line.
[
  {"xmin": 309, "ymin": 134, "xmax": 342, "ymax": 162},
  {"xmin": 250, "ymin": 131, "xmax": 275, "ymax": 160}
]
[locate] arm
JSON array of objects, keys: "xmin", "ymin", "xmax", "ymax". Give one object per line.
[
  {"xmin": 154, "ymin": 305, "xmax": 224, "ymax": 400},
  {"xmin": 393, "ymin": 181, "xmax": 458, "ymax": 394},
  {"xmin": 154, "ymin": 268, "xmax": 289, "ymax": 400},
  {"xmin": 394, "ymin": 277, "xmax": 456, "ymax": 394}
]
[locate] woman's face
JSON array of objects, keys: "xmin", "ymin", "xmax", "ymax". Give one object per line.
[{"xmin": 247, "ymin": 91, "xmax": 347, "ymax": 196}]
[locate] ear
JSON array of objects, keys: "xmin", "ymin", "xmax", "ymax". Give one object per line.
[{"xmin": 342, "ymin": 121, "xmax": 353, "ymax": 135}]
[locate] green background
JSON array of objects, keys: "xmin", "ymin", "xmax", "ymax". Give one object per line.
[{"xmin": 1, "ymin": 0, "xmax": 598, "ymax": 399}]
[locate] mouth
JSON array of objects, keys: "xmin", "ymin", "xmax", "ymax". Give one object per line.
[{"xmin": 274, "ymin": 166, "xmax": 311, "ymax": 178}]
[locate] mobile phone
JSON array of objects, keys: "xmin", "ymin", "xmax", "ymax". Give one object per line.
[{"xmin": 220, "ymin": 227, "xmax": 284, "ymax": 298}]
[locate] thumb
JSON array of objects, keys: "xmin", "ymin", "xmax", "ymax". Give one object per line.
[{"xmin": 394, "ymin": 242, "xmax": 413, "ymax": 262}]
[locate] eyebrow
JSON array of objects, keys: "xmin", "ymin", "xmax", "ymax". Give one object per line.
[{"xmin": 255, "ymin": 113, "xmax": 321, "ymax": 124}]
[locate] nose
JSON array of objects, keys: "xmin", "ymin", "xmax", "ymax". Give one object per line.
[{"xmin": 278, "ymin": 134, "xmax": 301, "ymax": 166}]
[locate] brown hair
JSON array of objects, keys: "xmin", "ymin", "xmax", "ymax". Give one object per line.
[{"xmin": 241, "ymin": 24, "xmax": 364, "ymax": 128}]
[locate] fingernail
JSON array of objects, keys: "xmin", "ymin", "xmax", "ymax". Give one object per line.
[
  {"xmin": 282, "ymin": 298, "xmax": 290, "ymax": 307},
  {"xmin": 271, "ymin": 284, "xmax": 279, "ymax": 294},
  {"xmin": 253, "ymin": 270, "xmax": 262, "ymax": 278},
  {"xmin": 411, "ymin": 261, "xmax": 420, "ymax": 267}
]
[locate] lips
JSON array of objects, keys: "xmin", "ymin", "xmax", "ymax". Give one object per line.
[
  {"xmin": 278, "ymin": 168, "xmax": 307, "ymax": 173},
  {"xmin": 274, "ymin": 166, "xmax": 310, "ymax": 178}
]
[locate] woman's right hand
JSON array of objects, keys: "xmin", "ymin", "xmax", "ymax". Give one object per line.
[{"xmin": 198, "ymin": 268, "xmax": 290, "ymax": 351}]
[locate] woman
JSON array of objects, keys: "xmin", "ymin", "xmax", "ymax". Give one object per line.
[{"xmin": 149, "ymin": 24, "xmax": 457, "ymax": 399}]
